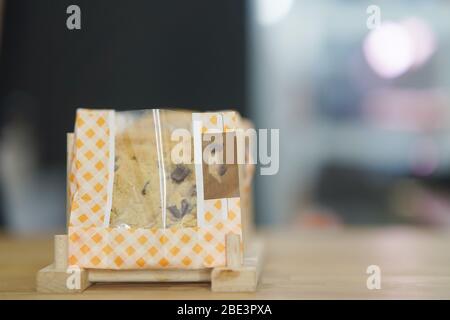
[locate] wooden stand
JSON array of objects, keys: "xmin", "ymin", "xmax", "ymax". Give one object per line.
[{"xmin": 36, "ymin": 132, "xmax": 263, "ymax": 293}]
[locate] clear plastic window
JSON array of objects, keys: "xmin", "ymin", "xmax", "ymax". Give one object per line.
[{"xmin": 110, "ymin": 109, "xmax": 197, "ymax": 229}]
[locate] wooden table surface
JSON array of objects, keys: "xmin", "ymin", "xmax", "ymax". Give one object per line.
[{"xmin": 1, "ymin": 227, "xmax": 450, "ymax": 299}]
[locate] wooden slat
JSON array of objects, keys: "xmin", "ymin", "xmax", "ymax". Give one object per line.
[
  {"xmin": 54, "ymin": 235, "xmax": 68, "ymax": 270},
  {"xmin": 88, "ymin": 268, "xmax": 211, "ymax": 283},
  {"xmin": 211, "ymin": 236, "xmax": 264, "ymax": 292},
  {"xmin": 36, "ymin": 264, "xmax": 91, "ymax": 293},
  {"xmin": 226, "ymin": 233, "xmax": 241, "ymax": 268}
]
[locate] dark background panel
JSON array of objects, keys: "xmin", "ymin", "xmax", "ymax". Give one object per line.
[{"xmin": 0, "ymin": 0, "xmax": 247, "ymax": 167}]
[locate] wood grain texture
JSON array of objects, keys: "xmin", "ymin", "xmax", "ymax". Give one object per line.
[
  {"xmin": 54, "ymin": 235, "xmax": 68, "ymax": 270},
  {"xmin": 3, "ymin": 228, "xmax": 450, "ymax": 299},
  {"xmin": 36, "ymin": 264, "xmax": 90, "ymax": 293},
  {"xmin": 36, "ymin": 233, "xmax": 90, "ymax": 294},
  {"xmin": 225, "ymin": 233, "xmax": 241, "ymax": 268}
]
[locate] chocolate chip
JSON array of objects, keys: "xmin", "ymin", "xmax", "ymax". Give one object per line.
[
  {"xmin": 132, "ymin": 156, "xmax": 137, "ymax": 161},
  {"xmin": 168, "ymin": 205, "xmax": 182, "ymax": 219},
  {"xmin": 190, "ymin": 185, "xmax": 197, "ymax": 197},
  {"xmin": 168, "ymin": 200, "xmax": 192, "ymax": 220},
  {"xmin": 218, "ymin": 164, "xmax": 227, "ymax": 176},
  {"xmin": 180, "ymin": 199, "xmax": 192, "ymax": 217},
  {"xmin": 141, "ymin": 181, "xmax": 150, "ymax": 196},
  {"xmin": 171, "ymin": 165, "xmax": 191, "ymax": 183},
  {"xmin": 114, "ymin": 156, "xmax": 120, "ymax": 172}
]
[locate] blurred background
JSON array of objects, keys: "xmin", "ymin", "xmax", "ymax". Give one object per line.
[{"xmin": 1, "ymin": 0, "xmax": 450, "ymax": 234}]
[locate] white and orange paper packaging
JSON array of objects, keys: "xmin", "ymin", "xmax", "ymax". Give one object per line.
[{"xmin": 67, "ymin": 109, "xmax": 250, "ymax": 269}]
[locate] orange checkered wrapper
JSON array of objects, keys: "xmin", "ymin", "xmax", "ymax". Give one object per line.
[{"xmin": 68, "ymin": 109, "xmax": 244, "ymax": 269}]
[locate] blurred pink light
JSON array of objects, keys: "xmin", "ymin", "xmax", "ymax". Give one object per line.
[
  {"xmin": 411, "ymin": 138, "xmax": 439, "ymax": 176},
  {"xmin": 363, "ymin": 88, "xmax": 448, "ymax": 132},
  {"xmin": 363, "ymin": 19, "xmax": 436, "ymax": 78},
  {"xmin": 364, "ymin": 22, "xmax": 414, "ymax": 78}
]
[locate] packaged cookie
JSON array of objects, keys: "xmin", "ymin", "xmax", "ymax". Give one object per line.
[
  {"xmin": 110, "ymin": 110, "xmax": 197, "ymax": 229},
  {"xmin": 67, "ymin": 108, "xmax": 250, "ymax": 269}
]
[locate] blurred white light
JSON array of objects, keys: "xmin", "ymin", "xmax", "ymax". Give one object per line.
[
  {"xmin": 256, "ymin": 0, "xmax": 293, "ymax": 26},
  {"xmin": 402, "ymin": 17, "xmax": 436, "ymax": 68},
  {"xmin": 364, "ymin": 22, "xmax": 415, "ymax": 78},
  {"xmin": 364, "ymin": 18, "xmax": 437, "ymax": 78}
]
